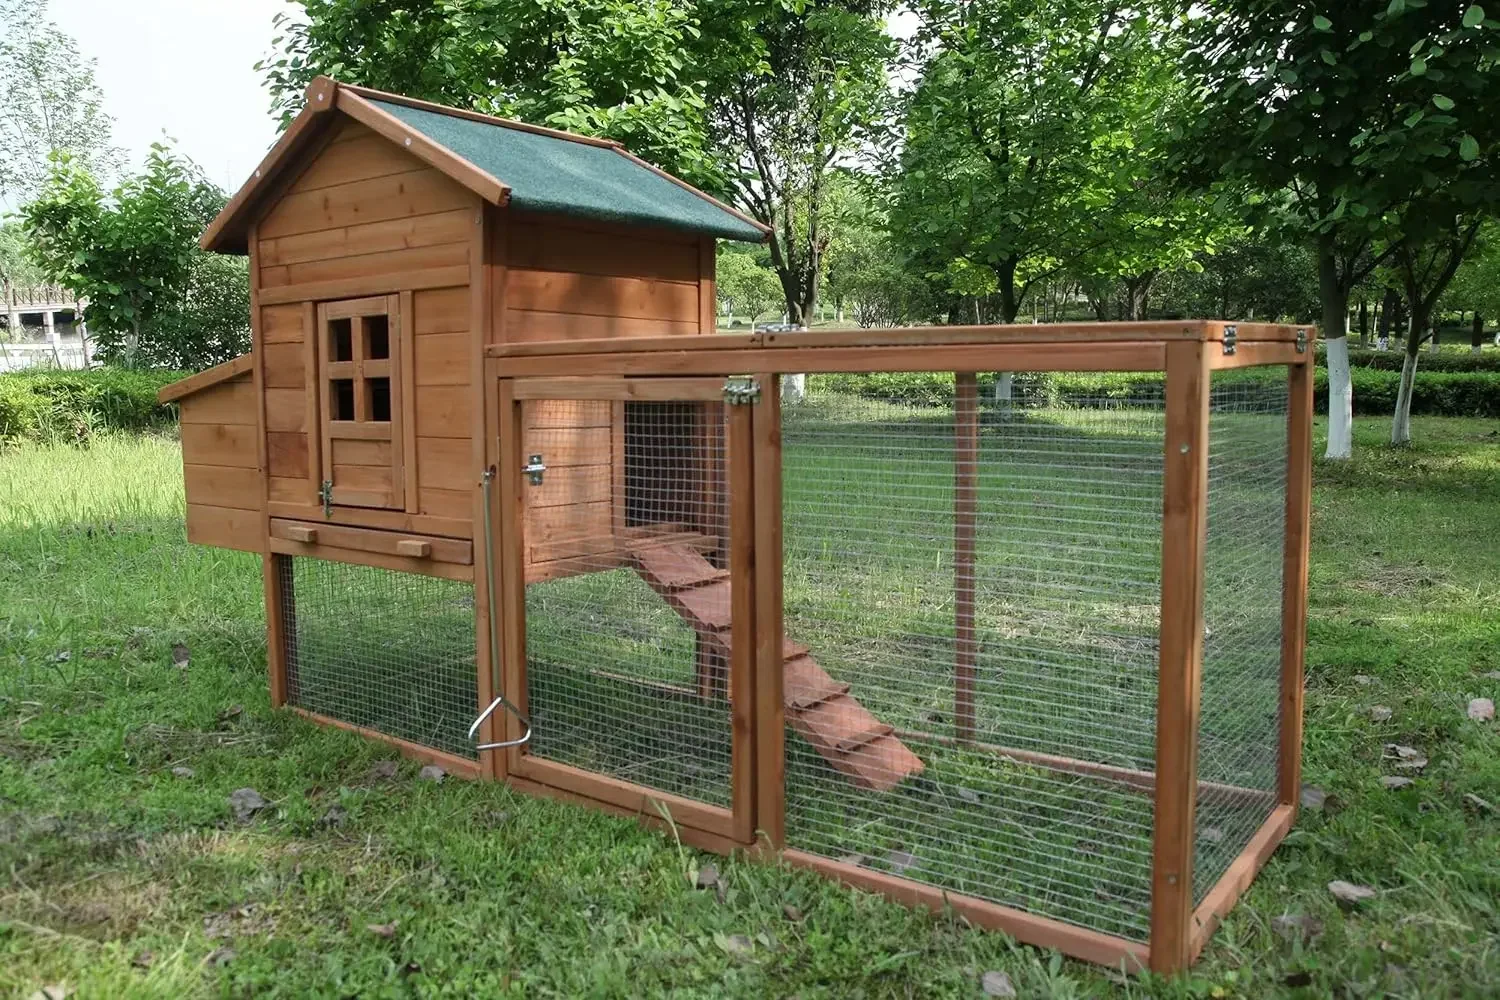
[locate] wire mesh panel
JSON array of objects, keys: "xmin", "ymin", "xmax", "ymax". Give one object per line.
[
  {"xmin": 780, "ymin": 373, "xmax": 1165, "ymax": 941},
  {"xmin": 521, "ymin": 397, "xmax": 736, "ymax": 809},
  {"xmin": 281, "ymin": 557, "xmax": 478, "ymax": 758},
  {"xmin": 1193, "ymin": 371, "xmax": 1289, "ymax": 903}
]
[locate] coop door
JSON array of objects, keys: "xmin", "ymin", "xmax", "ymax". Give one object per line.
[
  {"xmin": 499, "ymin": 377, "xmax": 754, "ymax": 844},
  {"xmin": 316, "ymin": 296, "xmax": 405, "ymax": 510}
]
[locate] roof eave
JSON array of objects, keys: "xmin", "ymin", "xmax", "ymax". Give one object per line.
[{"xmin": 157, "ymin": 353, "xmax": 255, "ymax": 403}]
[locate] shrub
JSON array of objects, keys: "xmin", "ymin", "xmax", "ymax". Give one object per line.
[
  {"xmin": 810, "ymin": 366, "xmax": 1500, "ymax": 418},
  {"xmin": 0, "ymin": 367, "xmax": 183, "ymax": 444},
  {"xmin": 1316, "ymin": 346, "xmax": 1500, "ymax": 373}
]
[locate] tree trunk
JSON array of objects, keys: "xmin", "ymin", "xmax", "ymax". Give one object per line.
[
  {"xmin": 126, "ymin": 318, "xmax": 141, "ymax": 369},
  {"xmin": 993, "ymin": 259, "xmax": 1021, "ymax": 403},
  {"xmin": 1377, "ymin": 287, "xmax": 1395, "ymax": 348},
  {"xmin": 1357, "ymin": 299, "xmax": 1370, "ymax": 347},
  {"xmin": 1473, "ymin": 313, "xmax": 1485, "ymax": 355},
  {"xmin": 1429, "ymin": 324, "xmax": 1440, "ymax": 353},
  {"xmin": 1391, "ymin": 304, "xmax": 1429, "ymax": 446},
  {"xmin": 1318, "ymin": 243, "xmax": 1354, "ymax": 460}
]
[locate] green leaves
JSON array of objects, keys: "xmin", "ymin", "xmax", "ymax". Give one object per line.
[
  {"xmin": 1433, "ymin": 94, "xmax": 1455, "ymax": 110},
  {"xmin": 1410, "ymin": 56, "xmax": 1427, "ymax": 75},
  {"xmin": 1462, "ymin": 5, "xmax": 1485, "ymax": 27},
  {"xmin": 1313, "ymin": 14, "xmax": 1332, "ymax": 30},
  {"xmin": 1459, "ymin": 134, "xmax": 1480, "ymax": 161}
]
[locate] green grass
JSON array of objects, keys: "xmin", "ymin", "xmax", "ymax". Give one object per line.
[{"xmin": 2, "ymin": 414, "xmax": 1499, "ymax": 997}]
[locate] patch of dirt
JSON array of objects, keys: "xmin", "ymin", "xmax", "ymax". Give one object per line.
[
  {"xmin": 11, "ymin": 871, "xmax": 170, "ymax": 940},
  {"xmin": 1351, "ymin": 561, "xmax": 1452, "ymax": 600}
]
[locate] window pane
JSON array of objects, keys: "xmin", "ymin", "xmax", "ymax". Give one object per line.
[
  {"xmin": 367, "ymin": 377, "xmax": 391, "ymax": 422},
  {"xmin": 365, "ymin": 314, "xmax": 390, "ymax": 360},
  {"xmin": 329, "ymin": 318, "xmax": 353, "ymax": 362},
  {"xmin": 331, "ymin": 379, "xmax": 355, "ymax": 420}
]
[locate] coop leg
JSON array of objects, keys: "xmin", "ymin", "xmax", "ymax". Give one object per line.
[{"xmin": 695, "ymin": 630, "xmax": 729, "ymax": 701}]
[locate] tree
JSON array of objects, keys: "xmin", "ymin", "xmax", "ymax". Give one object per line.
[
  {"xmin": 0, "ymin": 0, "xmax": 119, "ymax": 203},
  {"xmin": 21, "ymin": 144, "xmax": 249, "ymax": 369},
  {"xmin": 261, "ymin": 0, "xmax": 896, "ymax": 328},
  {"xmin": 716, "ymin": 246, "xmax": 782, "ymax": 328},
  {"xmin": 1443, "ymin": 224, "xmax": 1500, "ymax": 352},
  {"xmin": 893, "ymin": 2, "xmax": 1201, "ymax": 324},
  {"xmin": 1178, "ymin": 1, "xmax": 1499, "ymax": 458},
  {"xmin": 1150, "ymin": 230, "xmax": 1320, "ymax": 322}
]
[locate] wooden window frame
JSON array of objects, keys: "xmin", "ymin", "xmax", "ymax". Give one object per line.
[{"xmin": 316, "ymin": 294, "xmax": 406, "ymax": 510}]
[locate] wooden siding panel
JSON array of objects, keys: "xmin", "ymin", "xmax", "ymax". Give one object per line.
[
  {"xmin": 506, "ymin": 310, "xmax": 698, "ymax": 343},
  {"xmin": 258, "ymin": 167, "xmax": 472, "ymax": 241},
  {"xmin": 259, "ymin": 207, "xmax": 475, "ymax": 268},
  {"xmin": 288, "ymin": 131, "xmax": 430, "ymax": 194},
  {"xmin": 262, "ymin": 342, "xmax": 305, "ymax": 388},
  {"xmin": 419, "ymin": 487, "xmax": 472, "ymax": 520},
  {"xmin": 415, "ymin": 436, "xmax": 471, "ymax": 491},
  {"xmin": 178, "ymin": 378, "xmax": 256, "ymax": 425},
  {"xmin": 505, "ymin": 219, "xmax": 700, "ymax": 283},
  {"xmin": 524, "ymin": 399, "xmax": 611, "ymax": 429},
  {"xmin": 505, "ymin": 269, "xmax": 698, "ymax": 323},
  {"xmin": 266, "ymin": 432, "xmax": 310, "ymax": 479},
  {"xmin": 527, "ymin": 464, "xmax": 610, "ymax": 509},
  {"xmin": 268, "ymin": 477, "xmax": 312, "ymax": 505},
  {"xmin": 415, "ymin": 385, "xmax": 470, "ymax": 439},
  {"xmin": 262, "ymin": 241, "xmax": 469, "ymax": 290},
  {"xmin": 331, "ymin": 438, "xmax": 393, "ymax": 467},
  {"xmin": 414, "ymin": 330, "xmax": 469, "ymax": 385},
  {"xmin": 413, "ymin": 286, "xmax": 469, "ymax": 334},
  {"xmin": 180, "ymin": 423, "xmax": 257, "ymax": 468},
  {"xmin": 264, "ymin": 389, "xmax": 308, "ymax": 432},
  {"xmin": 186, "ymin": 503, "xmax": 261, "ymax": 552},
  {"xmin": 521, "ymin": 425, "xmax": 610, "ymax": 468},
  {"xmin": 261, "ymin": 304, "xmax": 304, "ymax": 343},
  {"xmin": 526, "ymin": 500, "xmax": 613, "ymax": 562},
  {"xmin": 184, "ymin": 464, "xmax": 262, "ymax": 511}
]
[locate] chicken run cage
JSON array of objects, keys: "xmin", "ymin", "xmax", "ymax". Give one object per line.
[{"xmin": 240, "ymin": 322, "xmax": 1312, "ymax": 975}]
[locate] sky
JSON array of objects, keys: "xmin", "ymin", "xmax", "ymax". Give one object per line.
[{"xmin": 49, "ymin": 0, "xmax": 299, "ymax": 196}]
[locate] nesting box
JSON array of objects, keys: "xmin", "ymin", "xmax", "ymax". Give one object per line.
[{"xmin": 161, "ymin": 78, "xmax": 1314, "ymax": 975}]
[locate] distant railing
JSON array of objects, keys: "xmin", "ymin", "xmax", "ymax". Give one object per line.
[
  {"xmin": 5, "ymin": 283, "xmax": 80, "ymax": 309},
  {"xmin": 0, "ymin": 341, "xmax": 88, "ymax": 371}
]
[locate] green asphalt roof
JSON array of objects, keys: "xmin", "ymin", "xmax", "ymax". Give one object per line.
[{"xmin": 369, "ymin": 99, "xmax": 765, "ymax": 242}]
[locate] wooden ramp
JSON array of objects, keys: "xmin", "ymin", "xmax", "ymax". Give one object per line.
[{"xmin": 630, "ymin": 538, "xmax": 925, "ymax": 792}]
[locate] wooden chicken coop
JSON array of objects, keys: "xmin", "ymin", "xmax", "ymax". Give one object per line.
[{"xmin": 160, "ymin": 77, "xmax": 1314, "ymax": 975}]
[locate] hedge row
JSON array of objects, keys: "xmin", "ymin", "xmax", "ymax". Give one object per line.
[
  {"xmin": 1318, "ymin": 345, "xmax": 1500, "ymax": 373},
  {"xmin": 813, "ymin": 366, "xmax": 1500, "ymax": 418},
  {"xmin": 0, "ymin": 368, "xmax": 184, "ymax": 444}
]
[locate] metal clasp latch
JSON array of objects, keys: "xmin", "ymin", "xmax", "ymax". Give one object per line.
[
  {"xmin": 1295, "ymin": 328, "xmax": 1307, "ymax": 353},
  {"xmin": 318, "ymin": 479, "xmax": 333, "ymax": 518},
  {"xmin": 523, "ymin": 454, "xmax": 546, "ymax": 486},
  {"xmin": 723, "ymin": 375, "xmax": 761, "ymax": 405},
  {"xmin": 1222, "ymin": 325, "xmax": 1238, "ymax": 356}
]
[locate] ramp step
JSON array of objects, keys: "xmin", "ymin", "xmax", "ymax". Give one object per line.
[
  {"xmin": 834, "ymin": 722, "xmax": 895, "ymax": 755},
  {"xmin": 785, "ymin": 655, "xmax": 850, "ymax": 710},
  {"xmin": 669, "ymin": 579, "xmax": 733, "ymax": 631},
  {"xmin": 632, "ymin": 543, "xmax": 728, "ymax": 592}
]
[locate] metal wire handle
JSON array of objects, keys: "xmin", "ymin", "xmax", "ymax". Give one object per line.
[{"xmin": 469, "ymin": 466, "xmax": 531, "ymax": 751}]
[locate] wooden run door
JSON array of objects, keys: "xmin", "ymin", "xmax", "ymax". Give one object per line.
[
  {"xmin": 495, "ymin": 376, "xmax": 755, "ymax": 846},
  {"xmin": 316, "ymin": 295, "xmax": 405, "ymax": 511}
]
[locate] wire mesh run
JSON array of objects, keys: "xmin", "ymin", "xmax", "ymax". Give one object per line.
[
  {"xmin": 780, "ymin": 373, "xmax": 1165, "ymax": 941},
  {"xmin": 281, "ymin": 556, "xmax": 478, "ymax": 758},
  {"xmin": 1193, "ymin": 373, "xmax": 1289, "ymax": 903},
  {"xmin": 522, "ymin": 398, "xmax": 734, "ymax": 807}
]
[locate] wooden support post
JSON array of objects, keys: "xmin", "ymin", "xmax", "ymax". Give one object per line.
[
  {"xmin": 1150, "ymin": 341, "xmax": 1212, "ymax": 974},
  {"xmin": 496, "ymin": 378, "xmax": 526, "ymax": 779},
  {"xmin": 727, "ymin": 400, "xmax": 757, "ymax": 845},
  {"xmin": 954, "ymin": 372, "xmax": 979, "ymax": 743},
  {"xmin": 752, "ymin": 373, "xmax": 786, "ymax": 849},
  {"xmin": 1279, "ymin": 361, "xmax": 1313, "ymax": 806},
  {"xmin": 264, "ymin": 554, "xmax": 290, "ymax": 707}
]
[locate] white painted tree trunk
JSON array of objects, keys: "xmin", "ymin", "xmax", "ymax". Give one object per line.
[
  {"xmin": 1324, "ymin": 336, "xmax": 1353, "ymax": 460},
  {"xmin": 992, "ymin": 372, "xmax": 1013, "ymax": 405},
  {"xmin": 1391, "ymin": 350, "xmax": 1418, "ymax": 445},
  {"xmin": 1474, "ymin": 343, "xmax": 1483, "ymax": 356},
  {"xmin": 782, "ymin": 373, "xmax": 806, "ymax": 404}
]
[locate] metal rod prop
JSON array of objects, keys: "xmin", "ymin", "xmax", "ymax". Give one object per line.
[{"xmin": 469, "ymin": 466, "xmax": 531, "ymax": 750}]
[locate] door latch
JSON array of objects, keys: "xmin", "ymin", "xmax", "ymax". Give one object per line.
[
  {"xmin": 523, "ymin": 454, "xmax": 547, "ymax": 486},
  {"xmin": 318, "ymin": 479, "xmax": 333, "ymax": 518},
  {"xmin": 723, "ymin": 376, "xmax": 761, "ymax": 405}
]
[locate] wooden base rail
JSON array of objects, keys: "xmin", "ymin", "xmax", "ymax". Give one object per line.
[
  {"xmin": 290, "ymin": 708, "xmax": 482, "ymax": 779},
  {"xmin": 1189, "ymin": 803, "xmax": 1296, "ymax": 963}
]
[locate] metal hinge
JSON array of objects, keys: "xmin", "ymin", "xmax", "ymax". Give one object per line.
[
  {"xmin": 723, "ymin": 376, "xmax": 761, "ymax": 405},
  {"xmin": 523, "ymin": 454, "xmax": 547, "ymax": 486},
  {"xmin": 1222, "ymin": 325, "xmax": 1238, "ymax": 356},
  {"xmin": 1295, "ymin": 328, "xmax": 1308, "ymax": 353},
  {"xmin": 318, "ymin": 479, "xmax": 333, "ymax": 518}
]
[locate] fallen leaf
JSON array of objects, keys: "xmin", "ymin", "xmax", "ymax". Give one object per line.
[
  {"xmin": 1384, "ymin": 744, "xmax": 1428, "ymax": 770},
  {"xmin": 1394, "ymin": 755, "xmax": 1428, "ymax": 771},
  {"xmin": 171, "ymin": 643, "xmax": 190, "ymax": 668},
  {"xmin": 1467, "ymin": 697, "xmax": 1494, "ymax": 722},
  {"xmin": 781, "ymin": 904, "xmax": 804, "ymax": 922},
  {"xmin": 837, "ymin": 852, "xmax": 868, "ymax": 868},
  {"xmin": 206, "ymin": 947, "xmax": 235, "ymax": 967},
  {"xmin": 131, "ymin": 950, "xmax": 154, "ymax": 969},
  {"xmin": 718, "ymin": 933, "xmax": 754, "ymax": 956},
  {"xmin": 217, "ymin": 704, "xmax": 243, "ymax": 723},
  {"xmin": 1353, "ymin": 674, "xmax": 1375, "ymax": 686},
  {"xmin": 1369, "ymin": 705, "xmax": 1393, "ymax": 722},
  {"xmin": 1381, "ymin": 776, "xmax": 1414, "ymax": 790},
  {"xmin": 1328, "ymin": 880, "xmax": 1377, "ymax": 905},
  {"xmin": 1463, "ymin": 792, "xmax": 1494, "ymax": 813},
  {"xmin": 956, "ymin": 786, "xmax": 981, "ymax": 805},
  {"xmin": 369, "ymin": 760, "xmax": 398, "ymax": 780},
  {"xmin": 887, "ymin": 849, "xmax": 917, "ymax": 874},
  {"xmin": 1271, "ymin": 914, "xmax": 1324, "ymax": 943},
  {"xmin": 228, "ymin": 787, "xmax": 268, "ymax": 822},
  {"xmin": 320, "ymin": 804, "xmax": 348, "ymax": 827},
  {"xmin": 1481, "ymin": 671, "xmax": 1500, "ymax": 681},
  {"xmin": 171, "ymin": 766, "xmax": 195, "ymax": 779},
  {"xmin": 367, "ymin": 921, "xmax": 398, "ymax": 939},
  {"xmin": 981, "ymin": 970, "xmax": 1017, "ymax": 998},
  {"xmin": 52, "ymin": 651, "xmax": 70, "ymax": 663},
  {"xmin": 417, "ymin": 764, "xmax": 445, "ymax": 783},
  {"xmin": 695, "ymin": 863, "xmax": 720, "ymax": 890},
  {"xmin": 1300, "ymin": 785, "xmax": 1327, "ymax": 810},
  {"xmin": 1283, "ymin": 970, "xmax": 1313, "ymax": 987}
]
